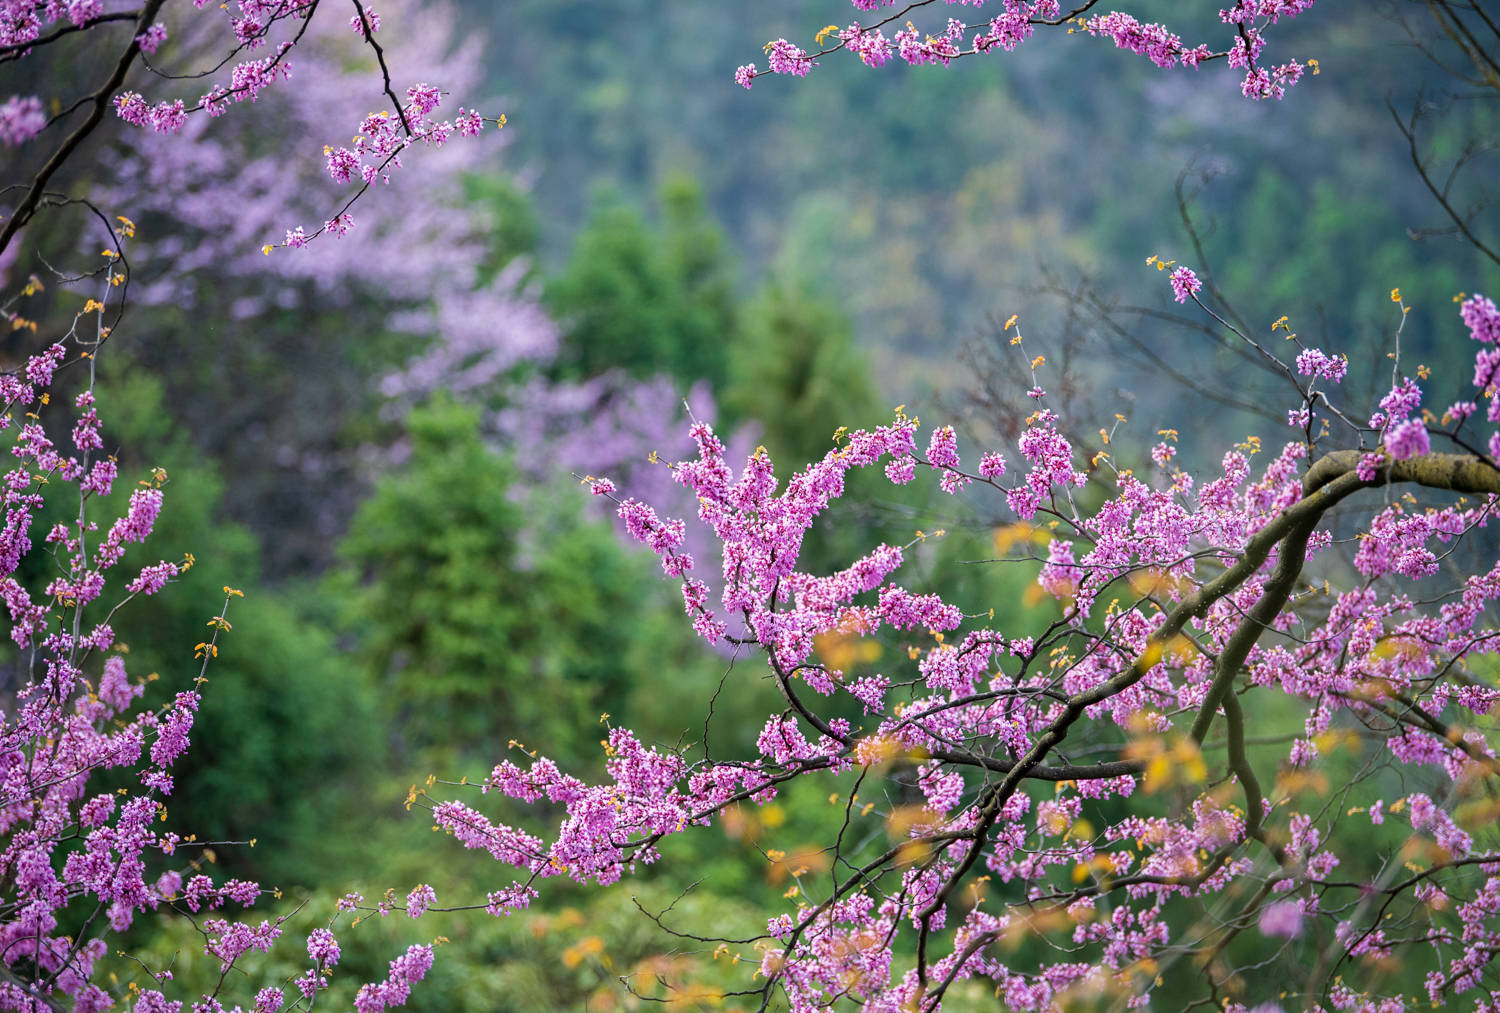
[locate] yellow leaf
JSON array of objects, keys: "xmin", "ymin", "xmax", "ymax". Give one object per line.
[{"xmin": 1144, "ymin": 754, "xmax": 1172, "ymax": 793}]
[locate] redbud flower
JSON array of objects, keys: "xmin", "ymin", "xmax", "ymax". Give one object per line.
[
  {"xmin": 114, "ymin": 91, "xmax": 150, "ymax": 127},
  {"xmin": 454, "ymin": 108, "xmax": 484, "ymax": 136},
  {"xmin": 1384, "ymin": 418, "xmax": 1430, "ymax": 461},
  {"xmin": 307, "ymin": 928, "xmax": 341, "ymax": 967},
  {"xmin": 1295, "ymin": 348, "xmax": 1348, "ymax": 382},
  {"xmin": 1169, "ymin": 265, "xmax": 1201, "ymax": 303},
  {"xmin": 136, "ymin": 23, "xmax": 168, "ymax": 54},
  {"xmin": 350, "ymin": 8, "xmax": 381, "ymax": 34},
  {"xmin": 1259, "ymin": 901, "xmax": 1304, "ymax": 938},
  {"xmin": 0, "ymin": 96, "xmax": 46, "ymax": 145},
  {"xmin": 765, "ymin": 40, "xmax": 812, "ymax": 77},
  {"xmin": 926, "ymin": 426, "xmax": 959, "ymax": 468},
  {"xmin": 127, "ymin": 561, "xmax": 181, "ymax": 596},
  {"xmin": 1461, "ymin": 293, "xmax": 1499, "ymax": 343},
  {"xmin": 884, "ymin": 455, "xmax": 916, "ymax": 485},
  {"xmin": 405, "ymin": 884, "xmax": 435, "ymax": 919}
]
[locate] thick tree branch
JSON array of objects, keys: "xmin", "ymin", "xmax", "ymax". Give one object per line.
[
  {"xmin": 0, "ymin": 11, "xmax": 140, "ymax": 63},
  {"xmin": 1305, "ymin": 448, "xmax": 1500, "ymax": 491},
  {"xmin": 0, "ymin": 0, "xmax": 169, "ymax": 259}
]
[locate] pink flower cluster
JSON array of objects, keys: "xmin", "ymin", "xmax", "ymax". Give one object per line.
[
  {"xmin": 353, "ymin": 945, "xmax": 433, "ymax": 1013},
  {"xmin": 0, "ymin": 0, "xmax": 107, "ymax": 50},
  {"xmin": 1169, "ymin": 265, "xmax": 1201, "ymax": 303},
  {"xmin": 740, "ymin": 0, "xmax": 1314, "ymax": 101},
  {"xmin": 0, "ymin": 332, "xmax": 428, "ymax": 1011},
  {"xmin": 299, "ymin": 85, "xmax": 493, "ymax": 244},
  {"xmin": 0, "ymin": 95, "xmax": 45, "ymax": 146},
  {"xmin": 1, "ymin": 1, "xmax": 502, "ymax": 250},
  {"xmin": 424, "ymin": 293, "xmax": 1500, "ymax": 1010},
  {"xmin": 1085, "ymin": 12, "xmax": 1209, "ymax": 70},
  {"xmin": 1295, "ymin": 347, "xmax": 1349, "ymax": 382}
]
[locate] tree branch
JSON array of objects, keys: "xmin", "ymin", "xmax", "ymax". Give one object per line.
[
  {"xmin": 0, "ymin": 0, "xmax": 169, "ymax": 259},
  {"xmin": 0, "ymin": 11, "xmax": 140, "ymax": 63}
]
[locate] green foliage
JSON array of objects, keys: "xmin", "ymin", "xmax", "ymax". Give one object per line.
[
  {"xmin": 169, "ymin": 594, "xmax": 382, "ymax": 885},
  {"xmin": 334, "ymin": 394, "xmax": 724, "ymax": 766},
  {"xmin": 660, "ymin": 174, "xmax": 740, "ymax": 392},
  {"xmin": 336, "ymin": 394, "xmax": 555, "ymax": 756},
  {"xmin": 545, "ymin": 179, "xmax": 736, "ymax": 392},
  {"xmin": 1210, "ymin": 171, "xmax": 1487, "ymax": 383},
  {"xmin": 727, "ymin": 282, "xmax": 881, "ymax": 468},
  {"xmin": 464, "ymin": 172, "xmax": 543, "ymax": 288},
  {"xmin": 48, "ymin": 370, "xmax": 383, "ymax": 886}
]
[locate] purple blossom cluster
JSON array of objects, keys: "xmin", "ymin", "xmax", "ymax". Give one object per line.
[
  {"xmin": 737, "ymin": 0, "xmax": 1315, "ymax": 101},
  {"xmin": 1296, "ymin": 347, "xmax": 1349, "ymax": 382},
  {"xmin": 0, "ymin": 326, "xmax": 438, "ymax": 1010},
  {"xmin": 3, "ymin": 0, "xmax": 497, "ymax": 252},
  {"xmin": 114, "ymin": 38, "xmax": 295, "ymax": 135},
  {"xmin": 0, "ymin": 0, "xmax": 107, "ymax": 50},
  {"xmin": 423, "ymin": 294, "xmax": 1500, "ymax": 1011},
  {"xmin": 0, "ymin": 96, "xmax": 44, "ymax": 147},
  {"xmin": 315, "ymin": 81, "xmax": 491, "ymax": 221},
  {"xmin": 1085, "ymin": 11, "xmax": 1209, "ymax": 70},
  {"xmin": 1169, "ymin": 265, "xmax": 1201, "ymax": 303},
  {"xmin": 352, "ymin": 945, "xmax": 433, "ymax": 1013}
]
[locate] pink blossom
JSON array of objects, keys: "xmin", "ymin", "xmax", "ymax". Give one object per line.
[
  {"xmin": 1384, "ymin": 418, "xmax": 1430, "ymax": 461},
  {"xmin": 1295, "ymin": 348, "xmax": 1348, "ymax": 382},
  {"xmin": 136, "ymin": 22, "xmax": 168, "ymax": 54},
  {"xmin": 350, "ymin": 8, "xmax": 381, "ymax": 34},
  {"xmin": 0, "ymin": 96, "xmax": 45, "ymax": 146},
  {"xmin": 765, "ymin": 39, "xmax": 812, "ymax": 77},
  {"xmin": 1170, "ymin": 265, "xmax": 1202, "ymax": 303},
  {"xmin": 404, "ymin": 883, "xmax": 435, "ymax": 919},
  {"xmin": 1259, "ymin": 901, "xmax": 1304, "ymax": 938}
]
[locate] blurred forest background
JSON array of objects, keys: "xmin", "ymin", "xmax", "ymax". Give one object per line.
[{"xmin": 3, "ymin": 0, "xmax": 1500, "ymax": 1008}]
